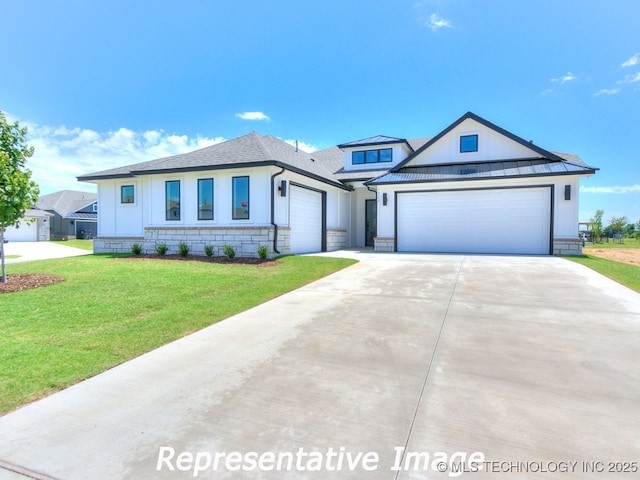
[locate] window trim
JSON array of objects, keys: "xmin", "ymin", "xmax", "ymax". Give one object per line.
[
  {"xmin": 120, "ymin": 185, "xmax": 135, "ymax": 204},
  {"xmin": 197, "ymin": 178, "xmax": 214, "ymax": 221},
  {"xmin": 351, "ymin": 148, "xmax": 393, "ymax": 165},
  {"xmin": 232, "ymin": 176, "xmax": 250, "ymax": 220},
  {"xmin": 165, "ymin": 180, "xmax": 181, "ymax": 221},
  {"xmin": 460, "ymin": 134, "xmax": 479, "ymax": 153}
]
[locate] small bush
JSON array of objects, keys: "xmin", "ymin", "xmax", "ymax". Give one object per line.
[
  {"xmin": 257, "ymin": 244, "xmax": 269, "ymax": 260},
  {"xmin": 204, "ymin": 245, "xmax": 214, "ymax": 257},
  {"xmin": 178, "ymin": 242, "xmax": 190, "ymax": 257},
  {"xmin": 155, "ymin": 243, "xmax": 169, "ymax": 256},
  {"xmin": 222, "ymin": 244, "xmax": 236, "ymax": 259},
  {"xmin": 131, "ymin": 243, "xmax": 142, "ymax": 255}
]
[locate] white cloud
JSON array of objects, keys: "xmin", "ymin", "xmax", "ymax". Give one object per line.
[
  {"xmin": 284, "ymin": 139, "xmax": 318, "ymax": 153},
  {"xmin": 622, "ymin": 53, "xmax": 640, "ymax": 68},
  {"xmin": 594, "ymin": 88, "xmax": 621, "ymax": 96},
  {"xmin": 20, "ymin": 120, "xmax": 225, "ymax": 195},
  {"xmin": 236, "ymin": 111, "xmax": 270, "ymax": 121},
  {"xmin": 426, "ymin": 14, "xmax": 452, "ymax": 31},
  {"xmin": 619, "ymin": 72, "xmax": 640, "ymax": 84},
  {"xmin": 580, "ymin": 184, "xmax": 640, "ymax": 194},
  {"xmin": 550, "ymin": 72, "xmax": 576, "ymax": 84}
]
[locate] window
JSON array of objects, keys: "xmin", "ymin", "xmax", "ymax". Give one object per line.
[
  {"xmin": 351, "ymin": 148, "xmax": 393, "ymax": 165},
  {"xmin": 121, "ymin": 185, "xmax": 134, "ymax": 204},
  {"xmin": 232, "ymin": 176, "xmax": 249, "ymax": 220},
  {"xmin": 165, "ymin": 180, "xmax": 180, "ymax": 221},
  {"xmin": 460, "ymin": 135, "xmax": 478, "ymax": 153},
  {"xmin": 92, "ymin": 203, "xmax": 98, "ymax": 212},
  {"xmin": 198, "ymin": 178, "xmax": 214, "ymax": 220}
]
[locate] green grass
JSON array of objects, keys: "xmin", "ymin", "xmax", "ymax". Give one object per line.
[
  {"xmin": 0, "ymin": 254, "xmax": 356, "ymax": 414},
  {"xmin": 49, "ymin": 239, "xmax": 94, "ymax": 250},
  {"xmin": 583, "ymin": 239, "xmax": 640, "ymax": 249},
  {"xmin": 4, "ymin": 255, "xmax": 20, "ymax": 259},
  {"xmin": 566, "ymin": 255, "xmax": 640, "ymax": 293}
]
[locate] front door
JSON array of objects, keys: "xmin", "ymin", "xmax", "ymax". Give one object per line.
[{"xmin": 365, "ymin": 199, "xmax": 377, "ymax": 247}]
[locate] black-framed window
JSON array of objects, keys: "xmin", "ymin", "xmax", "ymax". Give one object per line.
[
  {"xmin": 121, "ymin": 185, "xmax": 134, "ymax": 204},
  {"xmin": 352, "ymin": 148, "xmax": 393, "ymax": 165},
  {"xmin": 165, "ymin": 180, "xmax": 180, "ymax": 221},
  {"xmin": 460, "ymin": 135, "xmax": 478, "ymax": 153},
  {"xmin": 232, "ymin": 176, "xmax": 249, "ymax": 220},
  {"xmin": 198, "ymin": 178, "xmax": 214, "ymax": 220}
]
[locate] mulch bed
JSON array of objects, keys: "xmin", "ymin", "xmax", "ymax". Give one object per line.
[
  {"xmin": 0, "ymin": 274, "xmax": 64, "ymax": 293},
  {"xmin": 117, "ymin": 254, "xmax": 280, "ymax": 267}
]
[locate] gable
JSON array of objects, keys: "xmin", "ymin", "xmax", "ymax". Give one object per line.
[{"xmin": 405, "ymin": 117, "xmax": 545, "ymax": 167}]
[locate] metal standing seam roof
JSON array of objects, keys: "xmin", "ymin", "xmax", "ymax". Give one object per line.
[
  {"xmin": 368, "ymin": 158, "xmax": 597, "ymax": 185},
  {"xmin": 337, "ymin": 135, "xmax": 411, "ymax": 149}
]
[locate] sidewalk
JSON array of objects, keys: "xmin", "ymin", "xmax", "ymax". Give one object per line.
[{"xmin": 3, "ymin": 241, "xmax": 92, "ymax": 264}]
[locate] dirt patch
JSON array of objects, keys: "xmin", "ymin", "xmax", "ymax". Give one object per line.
[
  {"xmin": 0, "ymin": 274, "xmax": 64, "ymax": 293},
  {"xmin": 584, "ymin": 247, "xmax": 640, "ymax": 267},
  {"xmin": 118, "ymin": 254, "xmax": 279, "ymax": 267}
]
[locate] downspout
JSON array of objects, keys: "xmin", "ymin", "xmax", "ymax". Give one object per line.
[{"xmin": 270, "ymin": 167, "xmax": 286, "ymax": 254}]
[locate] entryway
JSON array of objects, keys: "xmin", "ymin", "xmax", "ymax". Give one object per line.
[{"xmin": 365, "ymin": 199, "xmax": 377, "ymax": 247}]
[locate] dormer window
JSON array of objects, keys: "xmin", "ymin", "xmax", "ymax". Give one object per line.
[
  {"xmin": 352, "ymin": 148, "xmax": 393, "ymax": 165},
  {"xmin": 460, "ymin": 135, "xmax": 478, "ymax": 153}
]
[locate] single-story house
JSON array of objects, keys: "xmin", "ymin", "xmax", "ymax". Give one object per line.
[
  {"xmin": 3, "ymin": 209, "xmax": 53, "ymax": 242},
  {"xmin": 77, "ymin": 112, "xmax": 597, "ymax": 256},
  {"xmin": 38, "ymin": 190, "xmax": 98, "ymax": 240}
]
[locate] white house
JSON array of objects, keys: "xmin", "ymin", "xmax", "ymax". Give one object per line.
[
  {"xmin": 3, "ymin": 209, "xmax": 53, "ymax": 242},
  {"xmin": 77, "ymin": 112, "xmax": 597, "ymax": 257}
]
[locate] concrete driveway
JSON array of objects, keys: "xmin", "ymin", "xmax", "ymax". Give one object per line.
[
  {"xmin": 0, "ymin": 253, "xmax": 638, "ymax": 479},
  {"xmin": 2, "ymin": 241, "xmax": 91, "ymax": 264}
]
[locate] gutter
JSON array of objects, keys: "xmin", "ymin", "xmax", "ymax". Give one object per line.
[{"xmin": 270, "ymin": 167, "xmax": 286, "ymax": 255}]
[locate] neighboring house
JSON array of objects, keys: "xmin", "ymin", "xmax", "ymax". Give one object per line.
[
  {"xmin": 3, "ymin": 209, "xmax": 53, "ymax": 242},
  {"xmin": 38, "ymin": 190, "xmax": 98, "ymax": 240},
  {"xmin": 77, "ymin": 112, "xmax": 597, "ymax": 257}
]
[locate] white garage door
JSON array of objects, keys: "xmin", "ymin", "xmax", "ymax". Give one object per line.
[
  {"xmin": 397, "ymin": 187, "xmax": 551, "ymax": 254},
  {"xmin": 4, "ymin": 220, "xmax": 39, "ymax": 242},
  {"xmin": 290, "ymin": 185, "xmax": 323, "ymax": 254}
]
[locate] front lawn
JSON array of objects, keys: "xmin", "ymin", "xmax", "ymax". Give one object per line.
[
  {"xmin": 566, "ymin": 254, "xmax": 640, "ymax": 293},
  {"xmin": 0, "ymin": 254, "xmax": 356, "ymax": 415},
  {"xmin": 49, "ymin": 239, "xmax": 94, "ymax": 250}
]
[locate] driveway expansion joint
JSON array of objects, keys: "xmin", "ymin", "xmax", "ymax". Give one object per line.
[{"xmin": 392, "ymin": 256, "xmax": 466, "ymax": 478}]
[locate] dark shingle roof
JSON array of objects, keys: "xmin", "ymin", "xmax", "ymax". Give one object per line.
[
  {"xmin": 38, "ymin": 190, "xmax": 97, "ymax": 218},
  {"xmin": 78, "ymin": 132, "xmax": 349, "ymax": 190}
]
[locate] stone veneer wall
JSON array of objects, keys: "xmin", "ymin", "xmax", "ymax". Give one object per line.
[
  {"xmin": 94, "ymin": 226, "xmax": 292, "ymax": 258},
  {"xmin": 93, "ymin": 236, "xmax": 144, "ymax": 254},
  {"xmin": 553, "ymin": 237, "xmax": 583, "ymax": 256},
  {"xmin": 374, "ymin": 237, "xmax": 395, "ymax": 252},
  {"xmin": 326, "ymin": 229, "xmax": 347, "ymax": 251}
]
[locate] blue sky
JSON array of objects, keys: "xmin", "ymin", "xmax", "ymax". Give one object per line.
[{"xmin": 2, "ymin": 0, "xmax": 639, "ymax": 225}]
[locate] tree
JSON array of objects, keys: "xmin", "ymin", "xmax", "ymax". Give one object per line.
[
  {"xmin": 608, "ymin": 216, "xmax": 629, "ymax": 238},
  {"xmin": 590, "ymin": 209, "xmax": 604, "ymax": 242},
  {"xmin": 0, "ymin": 111, "xmax": 40, "ymax": 283}
]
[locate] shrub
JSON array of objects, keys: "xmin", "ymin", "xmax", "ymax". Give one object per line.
[
  {"xmin": 155, "ymin": 243, "xmax": 169, "ymax": 256},
  {"xmin": 131, "ymin": 243, "xmax": 142, "ymax": 255},
  {"xmin": 257, "ymin": 244, "xmax": 269, "ymax": 260},
  {"xmin": 222, "ymin": 244, "xmax": 236, "ymax": 259},
  {"xmin": 204, "ymin": 245, "xmax": 214, "ymax": 257},
  {"xmin": 178, "ymin": 242, "xmax": 190, "ymax": 257}
]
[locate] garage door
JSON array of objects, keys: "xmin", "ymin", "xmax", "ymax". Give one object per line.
[
  {"xmin": 4, "ymin": 220, "xmax": 39, "ymax": 242},
  {"xmin": 290, "ymin": 185, "xmax": 323, "ymax": 254},
  {"xmin": 397, "ymin": 187, "xmax": 551, "ymax": 254}
]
